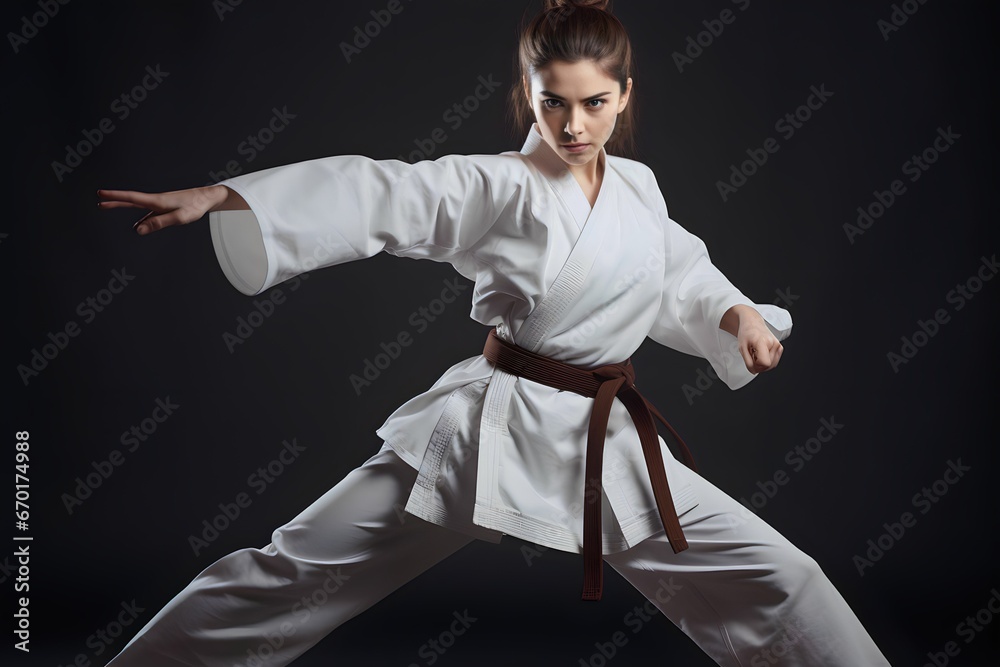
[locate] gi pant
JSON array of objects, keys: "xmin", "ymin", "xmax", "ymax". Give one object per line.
[{"xmin": 103, "ymin": 444, "xmax": 892, "ymax": 667}]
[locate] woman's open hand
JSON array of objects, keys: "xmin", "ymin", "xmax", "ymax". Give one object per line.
[{"xmin": 97, "ymin": 185, "xmax": 228, "ymax": 235}]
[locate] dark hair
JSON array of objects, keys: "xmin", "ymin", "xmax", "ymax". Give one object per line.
[{"xmin": 508, "ymin": 0, "xmax": 638, "ymax": 159}]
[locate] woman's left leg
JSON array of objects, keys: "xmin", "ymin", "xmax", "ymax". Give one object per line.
[
  {"xmin": 603, "ymin": 463, "xmax": 892, "ymax": 667},
  {"xmin": 103, "ymin": 443, "xmax": 476, "ymax": 667}
]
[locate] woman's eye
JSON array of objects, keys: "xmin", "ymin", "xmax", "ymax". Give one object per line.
[{"xmin": 542, "ymin": 99, "xmax": 607, "ymax": 109}]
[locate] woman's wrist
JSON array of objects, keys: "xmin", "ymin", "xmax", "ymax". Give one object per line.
[
  {"xmin": 720, "ymin": 304, "xmax": 760, "ymax": 336},
  {"xmin": 204, "ymin": 184, "xmax": 249, "ymax": 213}
]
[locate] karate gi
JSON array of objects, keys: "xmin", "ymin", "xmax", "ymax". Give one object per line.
[{"xmin": 104, "ymin": 123, "xmax": 892, "ymax": 666}]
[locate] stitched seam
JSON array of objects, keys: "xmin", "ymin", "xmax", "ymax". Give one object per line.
[{"xmin": 684, "ymin": 575, "xmax": 745, "ymax": 665}]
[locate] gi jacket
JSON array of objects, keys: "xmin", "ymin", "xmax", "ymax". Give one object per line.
[{"xmin": 208, "ymin": 123, "xmax": 793, "ymax": 555}]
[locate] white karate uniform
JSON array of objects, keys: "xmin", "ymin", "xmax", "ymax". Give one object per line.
[{"xmin": 103, "ymin": 123, "xmax": 892, "ymax": 666}]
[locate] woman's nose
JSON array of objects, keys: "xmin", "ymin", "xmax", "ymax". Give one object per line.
[{"xmin": 564, "ymin": 111, "xmax": 584, "ymax": 138}]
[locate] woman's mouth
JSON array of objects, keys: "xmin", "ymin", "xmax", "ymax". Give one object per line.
[{"xmin": 562, "ymin": 143, "xmax": 589, "ymax": 153}]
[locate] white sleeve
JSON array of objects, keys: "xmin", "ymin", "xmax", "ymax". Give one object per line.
[
  {"xmin": 207, "ymin": 153, "xmax": 514, "ymax": 296},
  {"xmin": 644, "ymin": 173, "xmax": 792, "ymax": 390}
]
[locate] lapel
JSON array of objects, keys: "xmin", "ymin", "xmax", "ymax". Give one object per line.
[
  {"xmin": 471, "ymin": 127, "xmax": 620, "ymax": 514},
  {"xmin": 515, "ymin": 123, "xmax": 619, "ymax": 352},
  {"xmin": 519, "ymin": 122, "xmax": 612, "ymax": 229}
]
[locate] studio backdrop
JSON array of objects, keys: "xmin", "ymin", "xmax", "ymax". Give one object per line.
[{"xmin": 3, "ymin": 1, "xmax": 998, "ymax": 665}]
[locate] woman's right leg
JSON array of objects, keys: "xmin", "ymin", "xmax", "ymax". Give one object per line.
[{"xmin": 104, "ymin": 444, "xmax": 476, "ymax": 667}]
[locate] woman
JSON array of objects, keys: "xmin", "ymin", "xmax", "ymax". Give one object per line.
[{"xmin": 97, "ymin": 1, "xmax": 892, "ymax": 664}]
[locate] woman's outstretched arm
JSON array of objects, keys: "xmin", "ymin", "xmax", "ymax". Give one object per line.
[{"xmin": 96, "ymin": 184, "xmax": 249, "ymax": 235}]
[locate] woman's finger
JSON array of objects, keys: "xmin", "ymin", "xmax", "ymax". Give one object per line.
[
  {"xmin": 753, "ymin": 340, "xmax": 782, "ymax": 373},
  {"xmin": 98, "ymin": 200, "xmax": 147, "ymax": 210},
  {"xmin": 136, "ymin": 208, "xmax": 194, "ymax": 235},
  {"xmin": 136, "ymin": 212, "xmax": 180, "ymax": 235},
  {"xmin": 136, "ymin": 213, "xmax": 168, "ymax": 235},
  {"xmin": 740, "ymin": 344, "xmax": 758, "ymax": 374},
  {"xmin": 132, "ymin": 211, "xmax": 154, "ymax": 229},
  {"xmin": 751, "ymin": 342, "xmax": 772, "ymax": 373},
  {"xmin": 97, "ymin": 189, "xmax": 160, "ymax": 206}
]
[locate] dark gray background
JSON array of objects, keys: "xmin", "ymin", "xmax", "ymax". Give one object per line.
[{"xmin": 4, "ymin": 0, "xmax": 998, "ymax": 665}]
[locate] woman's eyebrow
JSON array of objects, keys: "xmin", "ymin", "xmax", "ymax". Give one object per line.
[{"xmin": 539, "ymin": 90, "xmax": 613, "ymax": 100}]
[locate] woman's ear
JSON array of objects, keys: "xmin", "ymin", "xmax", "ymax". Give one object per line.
[{"xmin": 619, "ymin": 77, "xmax": 633, "ymax": 113}]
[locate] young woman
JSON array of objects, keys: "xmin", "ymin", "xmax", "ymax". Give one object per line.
[{"xmin": 97, "ymin": 1, "xmax": 892, "ymax": 664}]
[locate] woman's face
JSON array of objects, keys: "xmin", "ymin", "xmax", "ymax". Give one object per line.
[{"xmin": 524, "ymin": 59, "xmax": 632, "ymax": 171}]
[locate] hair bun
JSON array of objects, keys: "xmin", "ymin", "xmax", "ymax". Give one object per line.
[{"xmin": 545, "ymin": 0, "xmax": 611, "ymax": 12}]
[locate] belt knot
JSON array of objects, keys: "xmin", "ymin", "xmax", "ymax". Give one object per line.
[{"xmin": 591, "ymin": 362, "xmax": 634, "ymax": 388}]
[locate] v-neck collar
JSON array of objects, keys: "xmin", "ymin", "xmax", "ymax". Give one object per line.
[{"xmin": 519, "ymin": 122, "xmax": 613, "ymax": 230}]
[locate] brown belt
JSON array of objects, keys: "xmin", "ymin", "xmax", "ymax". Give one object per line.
[{"xmin": 482, "ymin": 327, "xmax": 698, "ymax": 601}]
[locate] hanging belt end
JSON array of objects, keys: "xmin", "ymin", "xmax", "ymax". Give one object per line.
[{"xmin": 583, "ymin": 558, "xmax": 604, "ymax": 601}]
